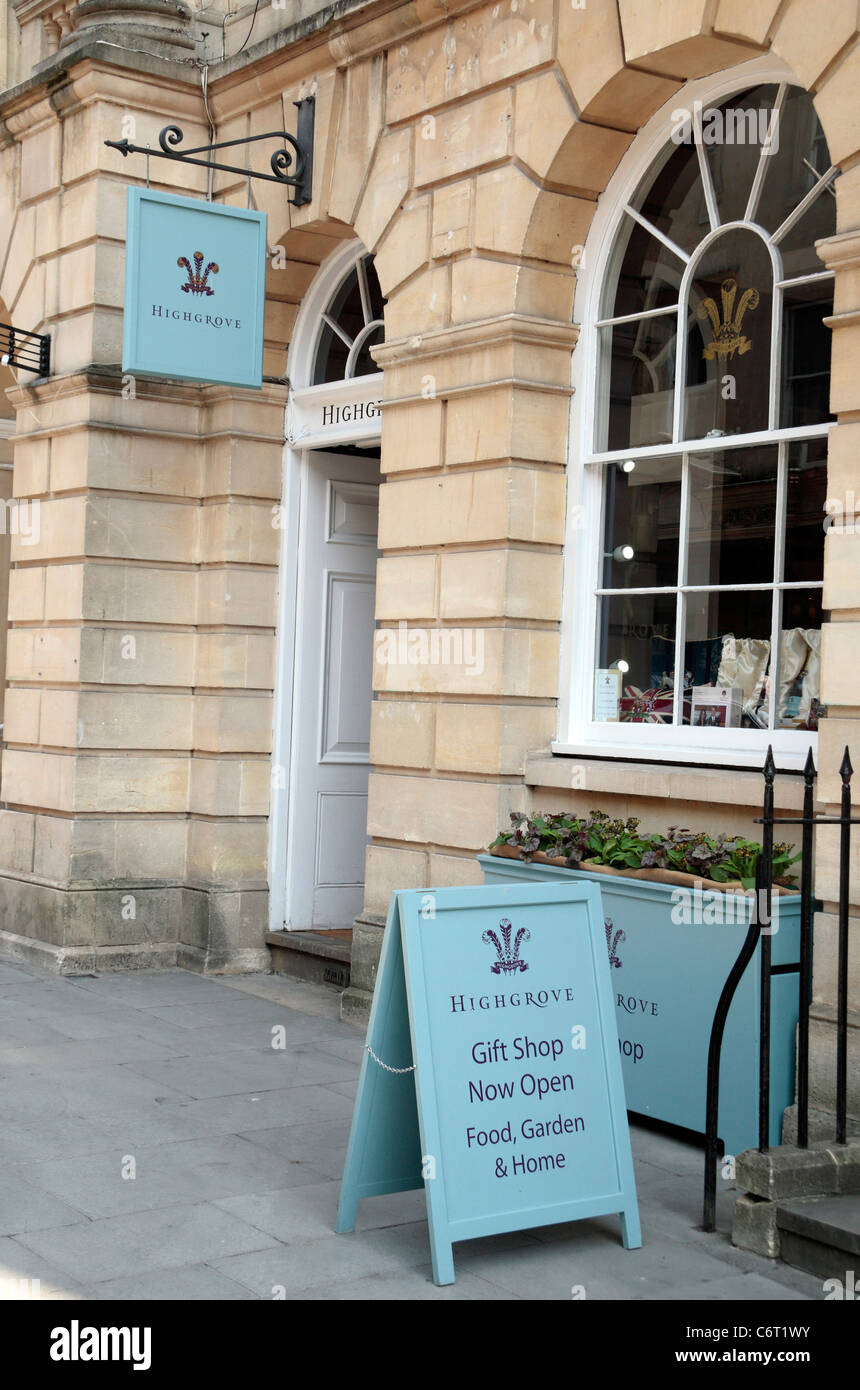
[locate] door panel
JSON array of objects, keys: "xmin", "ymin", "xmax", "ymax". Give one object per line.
[
  {"xmin": 329, "ymin": 480, "xmax": 379, "ymax": 543},
  {"xmin": 322, "ymin": 574, "xmax": 375, "ymax": 762},
  {"xmin": 288, "ymin": 451, "xmax": 380, "ymax": 930}
]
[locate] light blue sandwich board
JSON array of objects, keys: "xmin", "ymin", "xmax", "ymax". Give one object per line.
[{"xmin": 336, "ymin": 882, "xmax": 641, "ymax": 1285}]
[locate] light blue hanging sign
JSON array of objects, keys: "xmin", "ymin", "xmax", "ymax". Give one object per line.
[{"xmin": 122, "ymin": 188, "xmax": 267, "ymax": 389}]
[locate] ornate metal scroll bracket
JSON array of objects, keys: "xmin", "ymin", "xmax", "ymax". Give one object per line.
[{"xmin": 105, "ymin": 97, "xmax": 314, "ymax": 206}]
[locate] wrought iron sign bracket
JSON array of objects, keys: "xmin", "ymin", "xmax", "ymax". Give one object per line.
[
  {"xmin": 0, "ymin": 322, "xmax": 51, "ymax": 377},
  {"xmin": 105, "ymin": 97, "xmax": 314, "ymax": 206}
]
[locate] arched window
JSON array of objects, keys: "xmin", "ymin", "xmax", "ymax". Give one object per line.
[
  {"xmin": 565, "ymin": 80, "xmax": 836, "ymax": 766},
  {"xmin": 312, "ymin": 253, "xmax": 385, "ymax": 384}
]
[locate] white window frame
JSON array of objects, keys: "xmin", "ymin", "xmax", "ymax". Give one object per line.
[{"xmin": 556, "ymin": 55, "xmax": 833, "ymax": 772}]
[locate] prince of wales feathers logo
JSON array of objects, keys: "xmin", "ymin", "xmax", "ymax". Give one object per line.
[
  {"xmin": 178, "ymin": 251, "xmax": 219, "ymax": 297},
  {"xmin": 482, "ymin": 918, "xmax": 530, "ymax": 975},
  {"xmin": 698, "ymin": 276, "xmax": 759, "ymax": 360},
  {"xmin": 605, "ymin": 918, "xmax": 625, "ymax": 969}
]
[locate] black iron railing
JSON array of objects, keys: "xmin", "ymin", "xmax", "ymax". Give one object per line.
[
  {"xmin": 0, "ymin": 322, "xmax": 50, "ymax": 377},
  {"xmin": 703, "ymin": 745, "xmax": 856, "ymax": 1230}
]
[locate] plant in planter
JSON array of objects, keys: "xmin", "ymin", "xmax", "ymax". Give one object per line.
[
  {"xmin": 493, "ymin": 810, "xmax": 651, "ymax": 870},
  {"xmin": 491, "ymin": 811, "xmax": 800, "ymax": 888}
]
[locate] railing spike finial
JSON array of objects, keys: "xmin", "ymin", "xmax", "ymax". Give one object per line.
[
  {"xmin": 840, "ymin": 746, "xmax": 853, "ymax": 782},
  {"xmin": 763, "ymin": 745, "xmax": 776, "ymax": 783},
  {"xmin": 803, "ymin": 746, "xmax": 816, "ymax": 781}
]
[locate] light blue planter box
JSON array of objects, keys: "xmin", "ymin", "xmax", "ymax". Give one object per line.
[{"xmin": 477, "ymin": 855, "xmax": 802, "ymax": 1158}]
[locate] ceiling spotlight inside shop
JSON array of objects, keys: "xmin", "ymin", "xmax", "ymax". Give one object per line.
[
  {"xmin": 611, "ymin": 659, "xmax": 630, "ymax": 674},
  {"xmin": 620, "ymin": 459, "xmax": 636, "ymax": 473},
  {"xmin": 612, "ymin": 544, "xmax": 635, "ymax": 562},
  {"xmin": 0, "ymin": 354, "xmax": 9, "ymax": 366}
]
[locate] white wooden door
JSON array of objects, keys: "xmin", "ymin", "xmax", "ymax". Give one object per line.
[{"xmin": 288, "ymin": 450, "xmax": 380, "ymax": 929}]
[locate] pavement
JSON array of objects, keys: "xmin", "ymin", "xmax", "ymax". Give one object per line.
[{"xmin": 0, "ymin": 954, "xmax": 824, "ymax": 1301}]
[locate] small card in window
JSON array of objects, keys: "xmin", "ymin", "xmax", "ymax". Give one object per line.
[{"xmin": 594, "ymin": 668, "xmax": 621, "ymax": 722}]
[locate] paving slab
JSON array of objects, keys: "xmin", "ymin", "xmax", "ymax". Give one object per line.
[
  {"xmin": 11, "ymin": 1133, "xmax": 325, "ymax": 1221},
  {"xmin": 236, "ymin": 1118, "xmax": 351, "ymax": 1181},
  {"xmin": 62, "ymin": 972, "xmax": 232, "ymax": 1006},
  {"xmin": 123, "ymin": 1045, "xmax": 356, "ymax": 1100},
  {"xmin": 292, "ymin": 1267, "xmax": 517, "ymax": 1300},
  {"xmin": 0, "ymin": 1115, "xmax": 121, "ymax": 1166},
  {"xmin": 214, "ymin": 1177, "xmax": 429, "ymax": 1243},
  {"xmin": 14, "ymin": 1201, "xmax": 281, "ymax": 1285},
  {"xmin": 0, "ymin": 1035, "xmax": 180, "ymax": 1072},
  {"xmin": 0, "ymin": 1177, "xmax": 89, "ymax": 1239},
  {"xmin": 142, "ymin": 995, "xmax": 313, "ymax": 1030},
  {"xmin": 0, "ymin": 1237, "xmax": 88, "ymax": 1297},
  {"xmin": 84, "ymin": 1264, "xmax": 260, "ymax": 1301},
  {"xmin": 211, "ymin": 1221, "xmax": 441, "ymax": 1296}
]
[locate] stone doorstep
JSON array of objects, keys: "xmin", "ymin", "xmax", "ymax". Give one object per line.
[
  {"xmin": 265, "ymin": 929, "xmax": 352, "ymax": 991},
  {"xmin": 732, "ymin": 1141, "xmax": 860, "ymax": 1270},
  {"xmin": 776, "ymin": 1196, "xmax": 860, "ymax": 1255},
  {"xmin": 735, "ymin": 1138, "xmax": 860, "ymax": 1201},
  {"xmin": 775, "ymin": 1195, "xmax": 860, "ymax": 1284}
]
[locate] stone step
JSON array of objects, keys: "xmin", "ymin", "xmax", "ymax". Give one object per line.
[
  {"xmin": 775, "ymin": 1195, "xmax": 860, "ymax": 1284},
  {"xmin": 266, "ymin": 930, "xmax": 351, "ymax": 991}
]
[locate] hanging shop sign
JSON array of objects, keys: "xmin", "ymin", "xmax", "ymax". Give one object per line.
[
  {"xmin": 122, "ymin": 188, "xmax": 267, "ymax": 389},
  {"xmin": 286, "ymin": 375, "xmax": 384, "ymax": 449},
  {"xmin": 336, "ymin": 882, "xmax": 641, "ymax": 1285}
]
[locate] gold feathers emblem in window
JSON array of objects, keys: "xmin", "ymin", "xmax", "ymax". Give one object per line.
[{"xmin": 698, "ymin": 277, "xmax": 759, "ymax": 360}]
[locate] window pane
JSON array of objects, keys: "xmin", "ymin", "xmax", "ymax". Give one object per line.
[
  {"xmin": 776, "ymin": 183, "xmax": 837, "ymax": 280},
  {"xmin": 314, "ymin": 268, "xmax": 362, "ymax": 384},
  {"xmin": 755, "ymin": 87, "xmax": 834, "ymax": 245},
  {"xmin": 604, "ymin": 315, "xmax": 676, "ymax": 451},
  {"xmin": 682, "ymin": 589, "xmax": 774, "ymax": 727},
  {"xmin": 780, "ymin": 280, "xmax": 834, "ymax": 428},
  {"xmin": 637, "ymin": 140, "xmax": 709, "ymax": 257},
  {"xmin": 786, "ymin": 438, "xmax": 827, "ymax": 582},
  {"xmin": 602, "ymin": 456, "xmax": 681, "ymax": 588},
  {"xmin": 610, "ymin": 219, "xmax": 683, "ymax": 320},
  {"xmin": 352, "ymin": 323, "xmax": 385, "ymax": 378},
  {"xmin": 703, "ymin": 84, "xmax": 779, "ymax": 226},
  {"xmin": 774, "ymin": 607, "xmax": 822, "ymax": 730},
  {"xmin": 685, "ymin": 229, "xmax": 773, "ymax": 439},
  {"xmin": 687, "ymin": 446, "xmax": 778, "ymax": 586},
  {"xmin": 595, "ymin": 594, "xmax": 678, "ymax": 719}
]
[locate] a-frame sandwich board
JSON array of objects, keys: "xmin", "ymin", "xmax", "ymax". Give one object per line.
[{"xmin": 336, "ymin": 882, "xmax": 641, "ymax": 1286}]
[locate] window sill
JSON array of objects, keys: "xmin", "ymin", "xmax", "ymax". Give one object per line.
[{"xmin": 528, "ymin": 750, "xmax": 806, "ymax": 811}]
